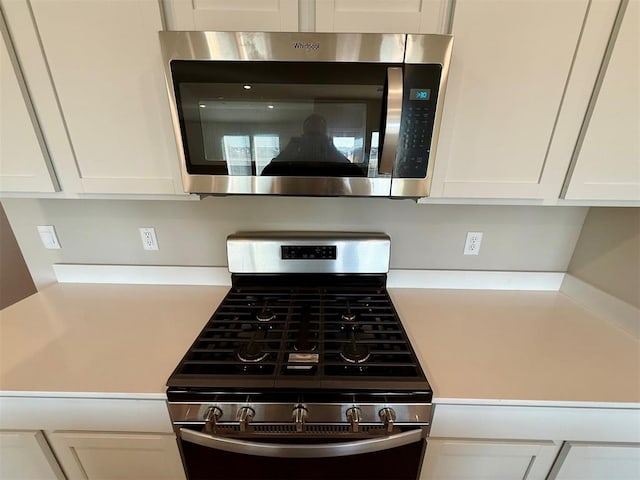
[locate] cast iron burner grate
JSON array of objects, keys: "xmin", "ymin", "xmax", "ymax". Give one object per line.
[{"xmin": 168, "ymin": 284, "xmax": 428, "ymax": 390}]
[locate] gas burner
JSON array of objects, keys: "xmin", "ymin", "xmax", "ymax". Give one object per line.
[
  {"xmin": 237, "ymin": 328, "xmax": 269, "ymax": 363},
  {"xmin": 294, "ymin": 342, "xmax": 317, "ymax": 352},
  {"xmin": 340, "ymin": 329, "xmax": 370, "ymax": 363},
  {"xmin": 256, "ymin": 302, "xmax": 276, "ymax": 322},
  {"xmin": 340, "ymin": 343, "xmax": 370, "ymax": 364},
  {"xmin": 237, "ymin": 343, "xmax": 269, "ymax": 363},
  {"xmin": 341, "ymin": 301, "xmax": 356, "ymax": 322},
  {"xmin": 341, "ymin": 311, "xmax": 356, "ymax": 322}
]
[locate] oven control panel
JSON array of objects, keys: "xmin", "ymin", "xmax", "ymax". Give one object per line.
[
  {"xmin": 281, "ymin": 245, "xmax": 337, "ymax": 260},
  {"xmin": 169, "ymin": 401, "xmax": 432, "ymax": 435}
]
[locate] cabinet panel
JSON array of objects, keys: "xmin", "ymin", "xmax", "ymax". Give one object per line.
[
  {"xmin": 28, "ymin": 0, "xmax": 180, "ymax": 194},
  {"xmin": 164, "ymin": 0, "xmax": 298, "ymax": 31},
  {"xmin": 316, "ymin": 0, "xmax": 449, "ymax": 33},
  {"xmin": 0, "ymin": 19, "xmax": 57, "ymax": 193},
  {"xmin": 48, "ymin": 431, "xmax": 185, "ymax": 480},
  {"xmin": 564, "ymin": 0, "xmax": 640, "ymax": 201},
  {"xmin": 0, "ymin": 430, "xmax": 65, "ymax": 480},
  {"xmin": 431, "ymin": 0, "xmax": 592, "ymax": 199},
  {"xmin": 420, "ymin": 438, "xmax": 559, "ymax": 480},
  {"xmin": 549, "ymin": 441, "xmax": 640, "ymax": 480}
]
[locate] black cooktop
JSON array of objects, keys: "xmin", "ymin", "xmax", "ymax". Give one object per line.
[{"xmin": 167, "ymin": 275, "xmax": 431, "ymax": 392}]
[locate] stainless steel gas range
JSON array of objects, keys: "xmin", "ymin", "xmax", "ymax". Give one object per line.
[{"xmin": 167, "ymin": 232, "xmax": 432, "ymax": 480}]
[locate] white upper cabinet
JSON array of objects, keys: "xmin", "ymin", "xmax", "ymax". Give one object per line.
[
  {"xmin": 163, "ymin": 0, "xmax": 299, "ymax": 31},
  {"xmin": 27, "ymin": 0, "xmax": 182, "ymax": 195},
  {"xmin": 563, "ymin": 0, "xmax": 640, "ymax": 201},
  {"xmin": 0, "ymin": 21, "xmax": 58, "ymax": 193},
  {"xmin": 18, "ymin": 0, "xmax": 182, "ymax": 195},
  {"xmin": 430, "ymin": 0, "xmax": 620, "ymax": 200},
  {"xmin": 315, "ymin": 0, "xmax": 451, "ymax": 33}
]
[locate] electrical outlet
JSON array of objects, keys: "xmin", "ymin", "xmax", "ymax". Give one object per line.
[
  {"xmin": 139, "ymin": 227, "xmax": 159, "ymax": 251},
  {"xmin": 37, "ymin": 225, "xmax": 61, "ymax": 249},
  {"xmin": 464, "ymin": 231, "xmax": 483, "ymax": 255}
]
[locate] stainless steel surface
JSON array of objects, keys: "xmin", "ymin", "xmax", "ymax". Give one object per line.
[
  {"xmin": 379, "ymin": 407, "xmax": 397, "ymax": 434},
  {"xmin": 379, "ymin": 67, "xmax": 403, "ymax": 175},
  {"xmin": 179, "ymin": 427, "xmax": 425, "ymax": 458},
  {"xmin": 226, "ymin": 232, "xmax": 391, "ymax": 274},
  {"xmin": 404, "ymin": 34, "xmax": 454, "ymax": 65},
  {"xmin": 392, "ymin": 34, "xmax": 454, "ymax": 198},
  {"xmin": 292, "ymin": 405, "xmax": 308, "ymax": 433},
  {"xmin": 346, "ymin": 407, "xmax": 362, "ymax": 433},
  {"xmin": 169, "ymin": 402, "xmax": 432, "ymax": 427},
  {"xmin": 187, "ymin": 175, "xmax": 393, "ymax": 197},
  {"xmin": 237, "ymin": 407, "xmax": 255, "ymax": 433},
  {"xmin": 159, "ymin": 31, "xmax": 406, "ymax": 63}
]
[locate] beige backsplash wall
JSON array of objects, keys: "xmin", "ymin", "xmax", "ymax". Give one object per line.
[
  {"xmin": 1, "ymin": 197, "xmax": 588, "ymax": 290},
  {"xmin": 568, "ymin": 207, "xmax": 640, "ymax": 308}
]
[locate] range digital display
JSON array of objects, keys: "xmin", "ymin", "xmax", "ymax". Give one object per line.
[
  {"xmin": 409, "ymin": 88, "xmax": 431, "ymax": 101},
  {"xmin": 281, "ymin": 245, "xmax": 337, "ymax": 260}
]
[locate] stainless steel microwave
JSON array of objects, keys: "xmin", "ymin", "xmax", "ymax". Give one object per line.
[{"xmin": 159, "ymin": 31, "xmax": 452, "ymax": 197}]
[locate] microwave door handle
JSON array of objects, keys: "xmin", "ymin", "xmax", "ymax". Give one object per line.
[
  {"xmin": 179, "ymin": 427, "xmax": 423, "ymax": 458},
  {"xmin": 378, "ymin": 67, "xmax": 404, "ymax": 175}
]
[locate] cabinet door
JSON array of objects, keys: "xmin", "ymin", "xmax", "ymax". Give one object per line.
[
  {"xmin": 48, "ymin": 431, "xmax": 185, "ymax": 480},
  {"xmin": 0, "ymin": 430, "xmax": 65, "ymax": 480},
  {"xmin": 430, "ymin": 0, "xmax": 604, "ymax": 199},
  {"xmin": 163, "ymin": 0, "xmax": 298, "ymax": 31},
  {"xmin": 420, "ymin": 438, "xmax": 559, "ymax": 480},
  {"xmin": 563, "ymin": 0, "xmax": 640, "ymax": 201},
  {"xmin": 548, "ymin": 441, "xmax": 640, "ymax": 480},
  {"xmin": 315, "ymin": 0, "xmax": 450, "ymax": 33},
  {"xmin": 0, "ymin": 20, "xmax": 57, "ymax": 193},
  {"xmin": 26, "ymin": 0, "xmax": 181, "ymax": 194}
]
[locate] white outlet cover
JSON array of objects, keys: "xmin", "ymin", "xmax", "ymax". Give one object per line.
[
  {"xmin": 37, "ymin": 225, "xmax": 61, "ymax": 249},
  {"xmin": 139, "ymin": 227, "xmax": 159, "ymax": 251},
  {"xmin": 464, "ymin": 231, "xmax": 483, "ymax": 255}
]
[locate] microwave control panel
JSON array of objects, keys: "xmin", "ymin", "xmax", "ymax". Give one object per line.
[{"xmin": 396, "ymin": 64, "xmax": 443, "ymax": 178}]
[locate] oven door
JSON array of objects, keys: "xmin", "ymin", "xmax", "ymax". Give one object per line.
[
  {"xmin": 176, "ymin": 426, "xmax": 427, "ymax": 480},
  {"xmin": 160, "ymin": 31, "xmax": 406, "ymax": 197}
]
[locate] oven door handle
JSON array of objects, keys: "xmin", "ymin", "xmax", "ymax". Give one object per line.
[
  {"xmin": 378, "ymin": 66, "xmax": 403, "ymax": 175},
  {"xmin": 179, "ymin": 427, "xmax": 424, "ymax": 458}
]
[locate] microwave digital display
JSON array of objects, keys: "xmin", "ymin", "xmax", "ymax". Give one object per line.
[{"xmin": 409, "ymin": 88, "xmax": 431, "ymax": 101}]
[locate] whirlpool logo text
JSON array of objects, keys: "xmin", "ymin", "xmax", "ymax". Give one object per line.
[{"xmin": 293, "ymin": 41, "xmax": 320, "ymax": 50}]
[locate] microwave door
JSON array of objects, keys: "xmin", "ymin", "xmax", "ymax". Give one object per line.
[{"xmin": 170, "ymin": 61, "xmax": 395, "ymax": 197}]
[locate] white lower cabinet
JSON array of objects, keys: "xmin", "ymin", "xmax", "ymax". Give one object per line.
[
  {"xmin": 0, "ymin": 430, "xmax": 65, "ymax": 480},
  {"xmin": 547, "ymin": 441, "xmax": 640, "ymax": 480},
  {"xmin": 47, "ymin": 431, "xmax": 185, "ymax": 480},
  {"xmin": 420, "ymin": 438, "xmax": 559, "ymax": 480}
]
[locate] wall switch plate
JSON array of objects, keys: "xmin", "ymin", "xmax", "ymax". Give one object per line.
[
  {"xmin": 464, "ymin": 231, "xmax": 483, "ymax": 255},
  {"xmin": 37, "ymin": 225, "xmax": 61, "ymax": 249},
  {"xmin": 139, "ymin": 227, "xmax": 159, "ymax": 251}
]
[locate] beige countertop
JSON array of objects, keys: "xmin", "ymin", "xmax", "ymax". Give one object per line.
[{"xmin": 1, "ymin": 283, "xmax": 638, "ymax": 406}]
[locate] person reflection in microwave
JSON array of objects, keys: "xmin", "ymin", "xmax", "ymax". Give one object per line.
[{"xmin": 271, "ymin": 113, "xmax": 351, "ymax": 165}]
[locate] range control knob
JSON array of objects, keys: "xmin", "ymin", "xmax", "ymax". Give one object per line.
[
  {"xmin": 203, "ymin": 406, "xmax": 222, "ymax": 433},
  {"xmin": 379, "ymin": 407, "xmax": 397, "ymax": 433},
  {"xmin": 237, "ymin": 407, "xmax": 255, "ymax": 433},
  {"xmin": 346, "ymin": 406, "xmax": 362, "ymax": 433},
  {"xmin": 292, "ymin": 405, "xmax": 308, "ymax": 433}
]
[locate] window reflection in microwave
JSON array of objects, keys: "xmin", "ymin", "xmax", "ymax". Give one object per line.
[{"xmin": 197, "ymin": 93, "xmax": 379, "ymax": 177}]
